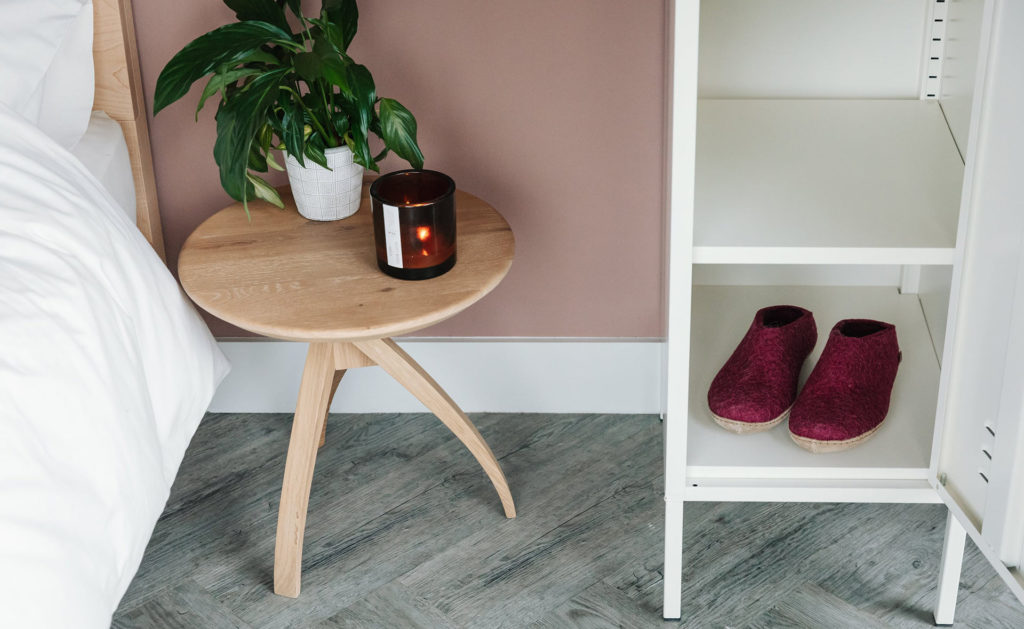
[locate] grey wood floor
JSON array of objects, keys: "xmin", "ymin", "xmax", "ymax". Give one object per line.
[{"xmin": 112, "ymin": 413, "xmax": 1022, "ymax": 628}]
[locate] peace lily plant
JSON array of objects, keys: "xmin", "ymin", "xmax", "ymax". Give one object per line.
[{"xmin": 153, "ymin": 0, "xmax": 424, "ymax": 216}]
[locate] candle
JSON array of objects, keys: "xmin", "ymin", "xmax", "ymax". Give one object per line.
[{"xmin": 369, "ymin": 170, "xmax": 457, "ymax": 280}]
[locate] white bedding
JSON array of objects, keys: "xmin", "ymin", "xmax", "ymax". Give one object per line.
[
  {"xmin": 72, "ymin": 110, "xmax": 137, "ymax": 222},
  {"xmin": 0, "ymin": 105, "xmax": 229, "ymax": 627},
  {"xmin": 0, "ymin": 0, "xmax": 94, "ymax": 149}
]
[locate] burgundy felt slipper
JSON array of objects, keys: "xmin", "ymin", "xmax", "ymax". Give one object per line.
[
  {"xmin": 789, "ymin": 319, "xmax": 900, "ymax": 453},
  {"xmin": 708, "ymin": 305, "xmax": 817, "ymax": 434}
]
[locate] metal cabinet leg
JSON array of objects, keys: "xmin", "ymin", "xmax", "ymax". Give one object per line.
[
  {"xmin": 934, "ymin": 510, "xmax": 967, "ymax": 625},
  {"xmin": 663, "ymin": 498, "xmax": 684, "ymax": 620}
]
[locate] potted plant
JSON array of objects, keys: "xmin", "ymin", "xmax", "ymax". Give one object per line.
[{"xmin": 153, "ymin": 0, "xmax": 424, "ymax": 221}]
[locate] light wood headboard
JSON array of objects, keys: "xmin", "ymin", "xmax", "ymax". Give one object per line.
[{"xmin": 92, "ymin": 0, "xmax": 166, "ymax": 261}]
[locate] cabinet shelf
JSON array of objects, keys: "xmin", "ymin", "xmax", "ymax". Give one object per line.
[
  {"xmin": 686, "ymin": 285, "xmax": 939, "ymax": 485},
  {"xmin": 694, "ymin": 100, "xmax": 964, "ymax": 265}
]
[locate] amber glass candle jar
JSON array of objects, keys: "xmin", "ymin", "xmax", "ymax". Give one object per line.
[{"xmin": 369, "ymin": 170, "xmax": 457, "ymax": 280}]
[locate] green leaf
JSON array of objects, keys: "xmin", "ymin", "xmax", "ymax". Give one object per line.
[
  {"xmin": 346, "ymin": 63, "xmax": 376, "ymax": 109},
  {"xmin": 300, "ymin": 91, "xmax": 321, "ymax": 111},
  {"xmin": 259, "ymin": 121, "xmax": 274, "ymax": 150},
  {"xmin": 196, "ymin": 67, "xmax": 262, "ymax": 119},
  {"xmin": 293, "ymin": 52, "xmax": 322, "ymax": 84},
  {"xmin": 281, "ymin": 98, "xmax": 306, "ymax": 165},
  {"xmin": 348, "ymin": 63, "xmax": 376, "ymax": 162},
  {"xmin": 332, "ymin": 115, "xmax": 350, "ymax": 139},
  {"xmin": 311, "ymin": 31, "xmax": 335, "ymax": 58},
  {"xmin": 279, "ymin": 0, "xmax": 302, "ymax": 19},
  {"xmin": 258, "ymin": 122, "xmax": 284, "ymax": 170},
  {"xmin": 213, "ymin": 68, "xmax": 289, "ymax": 203},
  {"xmin": 239, "ymin": 48, "xmax": 280, "ymax": 65},
  {"xmin": 320, "ymin": 57, "xmax": 352, "ymax": 99},
  {"xmin": 246, "ymin": 172, "xmax": 285, "ymax": 208},
  {"xmin": 266, "ymin": 150, "xmax": 285, "ymax": 171},
  {"xmin": 378, "ymin": 98, "xmax": 424, "ymax": 169},
  {"xmin": 154, "ymin": 21, "xmax": 296, "ymax": 114},
  {"xmin": 247, "ymin": 145, "xmax": 268, "ymax": 172},
  {"xmin": 265, "ymin": 109, "xmax": 284, "ymax": 144},
  {"xmin": 323, "ymin": 0, "xmax": 358, "ymax": 51},
  {"xmin": 345, "ymin": 126, "xmax": 377, "ymax": 172},
  {"xmin": 304, "ymin": 139, "xmax": 329, "ymax": 169},
  {"xmin": 322, "ymin": 21, "xmax": 349, "ymax": 55},
  {"xmin": 224, "ymin": 0, "xmax": 290, "ymax": 32},
  {"xmin": 308, "ymin": 18, "xmax": 356, "ymax": 63}
]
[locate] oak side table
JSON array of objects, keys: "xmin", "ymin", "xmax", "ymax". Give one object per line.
[{"xmin": 177, "ymin": 183, "xmax": 517, "ymax": 598}]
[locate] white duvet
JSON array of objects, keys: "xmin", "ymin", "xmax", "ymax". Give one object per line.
[{"xmin": 0, "ymin": 105, "xmax": 229, "ymax": 627}]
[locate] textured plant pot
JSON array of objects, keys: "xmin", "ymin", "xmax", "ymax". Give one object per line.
[{"xmin": 284, "ymin": 145, "xmax": 365, "ymax": 221}]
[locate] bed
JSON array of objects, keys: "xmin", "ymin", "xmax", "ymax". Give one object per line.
[
  {"xmin": 0, "ymin": 1, "xmax": 228, "ymax": 627},
  {"xmin": 72, "ymin": 110, "xmax": 138, "ymax": 224}
]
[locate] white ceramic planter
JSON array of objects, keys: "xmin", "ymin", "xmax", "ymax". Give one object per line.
[{"xmin": 284, "ymin": 145, "xmax": 365, "ymax": 221}]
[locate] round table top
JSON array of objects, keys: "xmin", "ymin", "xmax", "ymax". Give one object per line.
[{"xmin": 178, "ymin": 183, "xmax": 514, "ymax": 342}]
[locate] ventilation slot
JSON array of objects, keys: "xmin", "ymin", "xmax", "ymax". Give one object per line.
[
  {"xmin": 979, "ymin": 420, "xmax": 996, "ymax": 486},
  {"xmin": 921, "ymin": 0, "xmax": 948, "ymax": 100}
]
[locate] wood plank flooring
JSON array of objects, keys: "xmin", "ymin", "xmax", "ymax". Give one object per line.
[{"xmin": 113, "ymin": 413, "xmax": 1023, "ymax": 628}]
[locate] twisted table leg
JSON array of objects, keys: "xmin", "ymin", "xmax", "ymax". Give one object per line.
[
  {"xmin": 354, "ymin": 338, "xmax": 516, "ymax": 518},
  {"xmin": 273, "ymin": 339, "xmax": 515, "ymax": 599}
]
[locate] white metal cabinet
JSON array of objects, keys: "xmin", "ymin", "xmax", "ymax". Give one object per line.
[
  {"xmin": 930, "ymin": 0, "xmax": 1024, "ymax": 604},
  {"xmin": 662, "ymin": 0, "xmax": 1024, "ymax": 623}
]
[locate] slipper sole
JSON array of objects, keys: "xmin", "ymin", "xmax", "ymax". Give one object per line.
[
  {"xmin": 789, "ymin": 421, "xmax": 885, "ymax": 453},
  {"xmin": 711, "ymin": 405, "xmax": 792, "ymax": 434}
]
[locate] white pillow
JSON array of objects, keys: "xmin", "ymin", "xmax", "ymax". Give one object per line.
[
  {"xmin": 35, "ymin": 2, "xmax": 95, "ymax": 149},
  {"xmin": 0, "ymin": 0, "xmax": 94, "ymax": 149}
]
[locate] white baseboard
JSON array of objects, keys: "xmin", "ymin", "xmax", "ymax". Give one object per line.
[{"xmin": 210, "ymin": 339, "xmax": 663, "ymax": 414}]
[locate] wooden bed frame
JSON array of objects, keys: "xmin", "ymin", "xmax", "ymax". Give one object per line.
[{"xmin": 92, "ymin": 0, "xmax": 165, "ymax": 261}]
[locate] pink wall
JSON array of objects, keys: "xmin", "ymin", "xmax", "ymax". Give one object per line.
[{"xmin": 134, "ymin": 1, "xmax": 667, "ymax": 338}]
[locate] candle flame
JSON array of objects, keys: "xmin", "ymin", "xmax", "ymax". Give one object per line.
[{"xmin": 416, "ymin": 226, "xmax": 432, "ymax": 241}]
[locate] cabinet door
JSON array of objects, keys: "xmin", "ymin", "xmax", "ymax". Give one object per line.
[{"xmin": 932, "ymin": 0, "xmax": 1024, "ymax": 603}]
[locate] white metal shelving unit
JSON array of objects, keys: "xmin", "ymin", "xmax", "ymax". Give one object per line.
[
  {"xmin": 687, "ymin": 286, "xmax": 938, "ymax": 489},
  {"xmin": 694, "ymin": 99, "xmax": 963, "ymax": 266},
  {"xmin": 663, "ymin": 0, "xmax": 1024, "ymax": 624}
]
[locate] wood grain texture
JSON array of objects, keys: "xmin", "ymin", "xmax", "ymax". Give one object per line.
[
  {"xmin": 528, "ymin": 581, "xmax": 664, "ymax": 629},
  {"xmin": 93, "ymin": 0, "xmax": 140, "ymax": 121},
  {"xmin": 334, "ymin": 343, "xmax": 376, "ymax": 370},
  {"xmin": 274, "ymin": 343, "xmax": 338, "ymax": 597},
  {"xmin": 216, "ymin": 414, "xmax": 593, "ymax": 628},
  {"xmin": 177, "ymin": 185, "xmax": 515, "ymax": 342},
  {"xmin": 119, "ymin": 116, "xmax": 165, "ymax": 261},
  {"xmin": 178, "ymin": 182, "xmax": 516, "ymax": 598},
  {"xmin": 354, "ymin": 338, "xmax": 516, "ymax": 519},
  {"xmin": 93, "ymin": 0, "xmax": 165, "ymax": 261},
  {"xmin": 950, "ymin": 575, "xmax": 1024, "ymax": 629},
  {"xmin": 319, "ymin": 370, "xmax": 345, "ymax": 449},
  {"xmin": 321, "ymin": 344, "xmax": 372, "ymax": 447},
  {"xmin": 810, "ymin": 506, "xmax": 953, "ymax": 625},
  {"xmin": 112, "ymin": 579, "xmax": 252, "ymax": 629},
  {"xmin": 113, "ymin": 413, "xmax": 1024, "ymax": 628},
  {"xmin": 275, "ymin": 338, "xmax": 513, "ymax": 599},
  {"xmin": 396, "ymin": 415, "xmax": 662, "ymax": 627},
  {"xmin": 747, "ymin": 583, "xmax": 893, "ymax": 629},
  {"xmin": 315, "ymin": 582, "xmax": 458, "ymax": 629}
]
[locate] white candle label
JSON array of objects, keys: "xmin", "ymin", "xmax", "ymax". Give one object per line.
[{"xmin": 382, "ymin": 204, "xmax": 403, "ymax": 268}]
